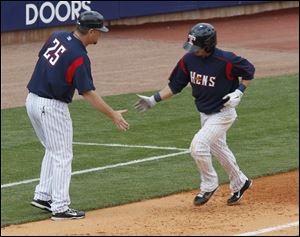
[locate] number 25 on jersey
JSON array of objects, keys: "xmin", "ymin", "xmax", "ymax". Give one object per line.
[{"xmin": 43, "ymin": 38, "xmax": 66, "ymax": 66}]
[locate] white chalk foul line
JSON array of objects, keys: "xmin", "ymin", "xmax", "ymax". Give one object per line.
[
  {"xmin": 1, "ymin": 150, "xmax": 189, "ymax": 189},
  {"xmin": 235, "ymin": 221, "xmax": 299, "ymax": 236},
  {"xmin": 72, "ymin": 142, "xmax": 187, "ymax": 151}
]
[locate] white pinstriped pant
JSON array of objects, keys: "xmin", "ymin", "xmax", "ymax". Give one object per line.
[
  {"xmin": 190, "ymin": 107, "xmax": 248, "ymax": 193},
  {"xmin": 26, "ymin": 93, "xmax": 72, "ymax": 214}
]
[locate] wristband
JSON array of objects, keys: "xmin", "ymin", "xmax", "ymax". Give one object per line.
[
  {"xmin": 238, "ymin": 84, "xmax": 246, "ymax": 92},
  {"xmin": 154, "ymin": 92, "xmax": 162, "ymax": 102}
]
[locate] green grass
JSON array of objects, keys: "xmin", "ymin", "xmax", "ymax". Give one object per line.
[{"xmin": 1, "ymin": 74, "xmax": 299, "ymax": 226}]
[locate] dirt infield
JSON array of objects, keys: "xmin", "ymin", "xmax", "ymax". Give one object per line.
[
  {"xmin": 2, "ymin": 171, "xmax": 298, "ymax": 236},
  {"xmin": 1, "ymin": 7, "xmax": 299, "ymax": 236}
]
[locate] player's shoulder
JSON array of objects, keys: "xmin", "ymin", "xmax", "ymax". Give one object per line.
[
  {"xmin": 51, "ymin": 31, "xmax": 80, "ymax": 43},
  {"xmin": 214, "ymin": 48, "xmax": 237, "ymax": 61},
  {"xmin": 51, "ymin": 32, "xmax": 88, "ymax": 64},
  {"xmin": 183, "ymin": 52, "xmax": 196, "ymax": 58},
  {"xmin": 56, "ymin": 31, "xmax": 88, "ymax": 56},
  {"xmin": 46, "ymin": 31, "xmax": 72, "ymax": 45},
  {"xmin": 182, "ymin": 52, "xmax": 196, "ymax": 62}
]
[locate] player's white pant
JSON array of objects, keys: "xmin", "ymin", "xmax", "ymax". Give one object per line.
[
  {"xmin": 26, "ymin": 93, "xmax": 72, "ymax": 214},
  {"xmin": 190, "ymin": 107, "xmax": 248, "ymax": 193}
]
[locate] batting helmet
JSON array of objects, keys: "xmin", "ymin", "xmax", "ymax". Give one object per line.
[
  {"xmin": 77, "ymin": 11, "xmax": 109, "ymax": 32},
  {"xmin": 183, "ymin": 23, "xmax": 216, "ymax": 53}
]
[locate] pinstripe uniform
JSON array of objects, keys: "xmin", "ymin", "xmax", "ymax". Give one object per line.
[
  {"xmin": 168, "ymin": 48, "xmax": 255, "ymax": 193},
  {"xmin": 26, "ymin": 31, "xmax": 95, "ymax": 214}
]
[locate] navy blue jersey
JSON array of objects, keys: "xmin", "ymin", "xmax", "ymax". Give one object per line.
[
  {"xmin": 27, "ymin": 31, "xmax": 95, "ymax": 103},
  {"xmin": 168, "ymin": 48, "xmax": 255, "ymax": 114}
]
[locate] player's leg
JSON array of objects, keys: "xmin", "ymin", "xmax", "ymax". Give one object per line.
[
  {"xmin": 210, "ymin": 134, "xmax": 248, "ymax": 193},
  {"xmin": 190, "ymin": 108, "xmax": 237, "ymax": 205},
  {"xmin": 190, "ymin": 125, "xmax": 218, "ymax": 193},
  {"xmin": 210, "ymin": 108, "xmax": 252, "ymax": 205}
]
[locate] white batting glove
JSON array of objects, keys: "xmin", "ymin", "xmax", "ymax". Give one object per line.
[
  {"xmin": 134, "ymin": 94, "xmax": 157, "ymax": 112},
  {"xmin": 222, "ymin": 89, "xmax": 243, "ymax": 108}
]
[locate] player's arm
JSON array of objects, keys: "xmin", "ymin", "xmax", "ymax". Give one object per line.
[
  {"xmin": 134, "ymin": 57, "xmax": 190, "ymax": 112},
  {"xmin": 134, "ymin": 85, "xmax": 174, "ymax": 112},
  {"xmin": 223, "ymin": 55, "xmax": 255, "ymax": 108},
  {"xmin": 240, "ymin": 79, "xmax": 251, "ymax": 88},
  {"xmin": 157, "ymin": 85, "xmax": 174, "ymax": 100},
  {"xmin": 83, "ymin": 90, "xmax": 129, "ymax": 131}
]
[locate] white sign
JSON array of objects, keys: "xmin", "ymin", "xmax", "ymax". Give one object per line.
[{"xmin": 26, "ymin": 1, "xmax": 91, "ymax": 25}]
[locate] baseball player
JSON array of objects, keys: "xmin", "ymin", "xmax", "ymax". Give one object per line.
[
  {"xmin": 135, "ymin": 23, "xmax": 255, "ymax": 206},
  {"xmin": 26, "ymin": 11, "xmax": 129, "ymax": 220}
]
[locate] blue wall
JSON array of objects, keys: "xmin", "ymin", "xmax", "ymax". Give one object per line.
[{"xmin": 1, "ymin": 1, "xmax": 270, "ymax": 32}]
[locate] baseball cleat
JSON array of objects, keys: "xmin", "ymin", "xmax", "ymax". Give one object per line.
[
  {"xmin": 51, "ymin": 208, "xmax": 85, "ymax": 220},
  {"xmin": 31, "ymin": 199, "xmax": 52, "ymax": 212},
  {"xmin": 227, "ymin": 179, "xmax": 253, "ymax": 205},
  {"xmin": 194, "ymin": 186, "xmax": 219, "ymax": 206}
]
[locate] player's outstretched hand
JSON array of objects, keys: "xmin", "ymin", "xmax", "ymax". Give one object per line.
[
  {"xmin": 134, "ymin": 94, "xmax": 157, "ymax": 112},
  {"xmin": 112, "ymin": 109, "xmax": 129, "ymax": 131},
  {"xmin": 222, "ymin": 89, "xmax": 243, "ymax": 108}
]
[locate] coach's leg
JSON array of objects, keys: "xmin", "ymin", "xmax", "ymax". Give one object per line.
[
  {"xmin": 42, "ymin": 103, "xmax": 73, "ymax": 214},
  {"xmin": 26, "ymin": 93, "xmax": 52, "ymax": 201},
  {"xmin": 34, "ymin": 149, "xmax": 53, "ymax": 201}
]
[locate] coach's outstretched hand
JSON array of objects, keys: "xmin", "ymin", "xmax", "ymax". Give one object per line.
[
  {"xmin": 112, "ymin": 110, "xmax": 129, "ymax": 131},
  {"xmin": 134, "ymin": 94, "xmax": 157, "ymax": 112}
]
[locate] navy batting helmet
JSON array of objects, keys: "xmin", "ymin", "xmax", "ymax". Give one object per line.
[
  {"xmin": 77, "ymin": 11, "xmax": 109, "ymax": 32},
  {"xmin": 183, "ymin": 23, "xmax": 216, "ymax": 53}
]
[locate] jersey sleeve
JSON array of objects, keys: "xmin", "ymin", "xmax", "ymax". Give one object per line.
[
  {"xmin": 230, "ymin": 53, "xmax": 255, "ymax": 80},
  {"xmin": 168, "ymin": 57, "xmax": 190, "ymax": 94},
  {"xmin": 65, "ymin": 55, "xmax": 96, "ymax": 94}
]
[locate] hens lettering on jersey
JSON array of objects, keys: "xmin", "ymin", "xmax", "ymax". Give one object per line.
[{"xmin": 190, "ymin": 72, "xmax": 216, "ymax": 87}]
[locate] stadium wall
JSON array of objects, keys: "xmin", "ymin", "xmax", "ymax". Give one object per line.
[{"xmin": 1, "ymin": 1, "xmax": 298, "ymax": 45}]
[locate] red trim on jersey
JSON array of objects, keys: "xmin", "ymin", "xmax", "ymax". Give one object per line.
[
  {"xmin": 65, "ymin": 57, "xmax": 84, "ymax": 84},
  {"xmin": 213, "ymin": 55, "xmax": 235, "ymax": 80},
  {"xmin": 226, "ymin": 62, "xmax": 234, "ymax": 80},
  {"xmin": 179, "ymin": 58, "xmax": 188, "ymax": 75}
]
